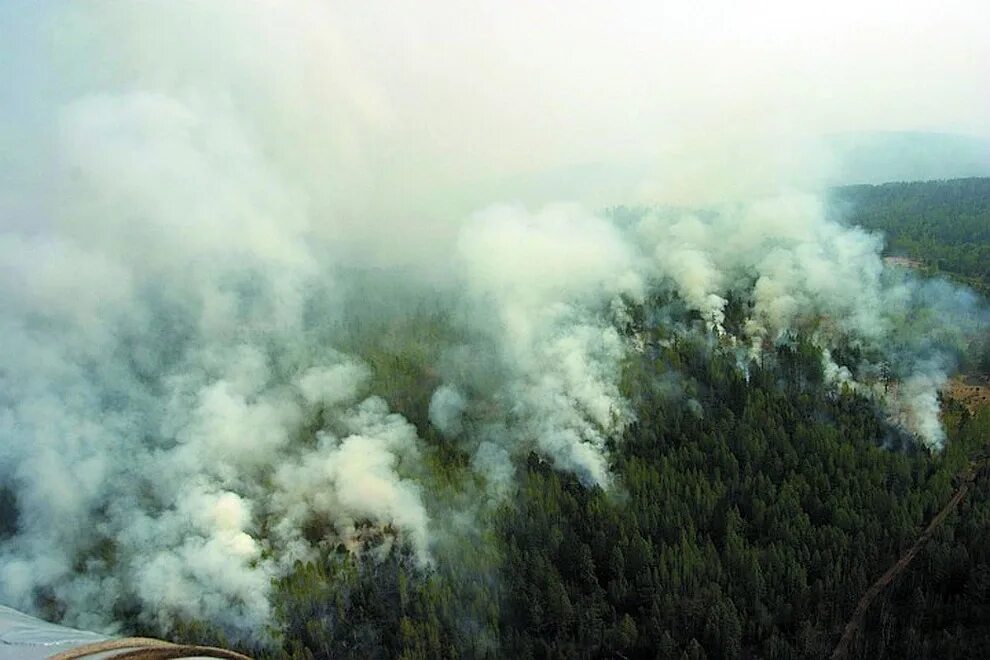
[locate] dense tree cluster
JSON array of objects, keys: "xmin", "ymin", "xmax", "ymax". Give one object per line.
[
  {"xmin": 32, "ymin": 179, "xmax": 990, "ymax": 659},
  {"xmin": 831, "ymin": 177, "xmax": 990, "ymax": 291},
  {"xmin": 180, "ymin": 326, "xmax": 987, "ymax": 660},
  {"xmin": 853, "ymin": 400, "xmax": 990, "ymax": 659}
]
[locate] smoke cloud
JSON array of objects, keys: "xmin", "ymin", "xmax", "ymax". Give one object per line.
[{"xmin": 0, "ymin": 0, "xmax": 986, "ymax": 643}]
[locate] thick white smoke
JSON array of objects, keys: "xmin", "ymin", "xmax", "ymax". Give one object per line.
[
  {"xmin": 627, "ymin": 196, "xmax": 983, "ymax": 449},
  {"xmin": 455, "ymin": 205, "xmax": 643, "ymax": 486},
  {"xmin": 0, "ymin": 3, "xmax": 441, "ymax": 636},
  {"xmin": 0, "ymin": 0, "xmax": 986, "ymax": 643},
  {"xmin": 429, "ymin": 385, "xmax": 468, "ymax": 438},
  {"xmin": 0, "ymin": 246, "xmax": 435, "ymax": 634},
  {"xmin": 635, "ymin": 196, "xmax": 888, "ymax": 339}
]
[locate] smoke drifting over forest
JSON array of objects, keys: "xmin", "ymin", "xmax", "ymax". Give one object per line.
[{"xmin": 0, "ymin": 0, "xmax": 987, "ymax": 643}]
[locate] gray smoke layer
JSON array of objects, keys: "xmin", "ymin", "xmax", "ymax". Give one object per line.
[{"xmin": 0, "ymin": 0, "xmax": 986, "ymax": 643}]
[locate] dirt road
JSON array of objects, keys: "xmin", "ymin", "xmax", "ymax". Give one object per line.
[{"xmin": 830, "ymin": 459, "xmax": 984, "ymax": 659}]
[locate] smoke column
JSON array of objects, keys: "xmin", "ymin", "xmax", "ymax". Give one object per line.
[{"xmin": 0, "ymin": 0, "xmax": 987, "ymax": 641}]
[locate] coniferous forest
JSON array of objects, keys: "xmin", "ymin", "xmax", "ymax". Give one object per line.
[
  {"xmin": 3, "ymin": 7, "xmax": 989, "ymax": 660},
  {"xmin": 149, "ymin": 180, "xmax": 990, "ymax": 660},
  {"xmin": 833, "ymin": 178, "xmax": 990, "ymax": 291}
]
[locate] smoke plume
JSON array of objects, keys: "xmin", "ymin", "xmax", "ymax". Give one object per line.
[{"xmin": 0, "ymin": 0, "xmax": 986, "ymax": 642}]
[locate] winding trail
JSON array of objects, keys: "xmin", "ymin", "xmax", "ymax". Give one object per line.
[{"xmin": 830, "ymin": 458, "xmax": 985, "ymax": 660}]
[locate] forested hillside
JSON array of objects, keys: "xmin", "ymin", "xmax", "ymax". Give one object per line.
[
  {"xmin": 231, "ymin": 183, "xmax": 990, "ymax": 660},
  {"xmin": 832, "ymin": 178, "xmax": 990, "ymax": 291},
  {"xmin": 3, "ymin": 5, "xmax": 989, "ymax": 660},
  {"xmin": 831, "ymin": 177, "xmax": 990, "ymax": 658},
  {"xmin": 180, "ymin": 328, "xmax": 988, "ymax": 660},
  {"xmin": 834, "ymin": 177, "xmax": 990, "ymax": 378},
  {"xmin": 3, "ymin": 179, "xmax": 982, "ymax": 660}
]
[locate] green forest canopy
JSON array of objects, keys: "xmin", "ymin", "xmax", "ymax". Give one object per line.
[
  {"xmin": 121, "ymin": 178, "xmax": 990, "ymax": 659},
  {"xmin": 831, "ymin": 177, "xmax": 990, "ymax": 291}
]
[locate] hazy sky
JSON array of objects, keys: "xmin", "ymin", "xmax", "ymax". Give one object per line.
[
  {"xmin": 0, "ymin": 2, "xmax": 985, "ymax": 632},
  {"xmin": 334, "ymin": 0, "xmax": 990, "ymax": 199},
  {"xmin": 1, "ymin": 0, "xmax": 988, "ymax": 210}
]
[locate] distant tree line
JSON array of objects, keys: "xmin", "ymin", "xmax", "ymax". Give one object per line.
[
  {"xmin": 169, "ymin": 326, "xmax": 990, "ymax": 660},
  {"xmin": 831, "ymin": 177, "xmax": 990, "ymax": 292},
  {"xmin": 63, "ymin": 179, "xmax": 990, "ymax": 658}
]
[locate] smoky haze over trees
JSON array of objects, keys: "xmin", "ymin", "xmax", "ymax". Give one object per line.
[
  {"xmin": 833, "ymin": 178, "xmax": 990, "ymax": 292},
  {"xmin": 0, "ymin": 2, "xmax": 989, "ymax": 659}
]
